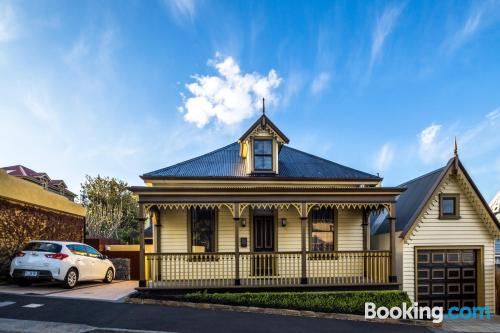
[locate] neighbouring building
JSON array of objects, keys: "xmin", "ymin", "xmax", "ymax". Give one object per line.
[
  {"xmin": 490, "ymin": 191, "xmax": 500, "ymax": 262},
  {"xmin": 130, "ymin": 114, "xmax": 499, "ymax": 311},
  {"xmin": 0, "ymin": 166, "xmax": 85, "ymax": 275},
  {"xmin": 1, "ymin": 165, "xmax": 77, "ymax": 201}
]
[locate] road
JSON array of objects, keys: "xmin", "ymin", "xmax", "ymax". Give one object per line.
[{"xmin": 0, "ymin": 293, "xmax": 433, "ymax": 333}]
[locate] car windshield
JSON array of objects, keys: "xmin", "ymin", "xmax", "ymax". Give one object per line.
[{"xmin": 23, "ymin": 242, "xmax": 62, "ymax": 253}]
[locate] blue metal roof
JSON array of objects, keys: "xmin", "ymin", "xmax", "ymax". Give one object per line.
[
  {"xmin": 143, "ymin": 142, "xmax": 379, "ymax": 180},
  {"xmin": 372, "ymin": 167, "xmax": 445, "ymax": 235}
]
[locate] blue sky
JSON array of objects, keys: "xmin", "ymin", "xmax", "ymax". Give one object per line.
[{"xmin": 1, "ymin": 0, "xmax": 499, "ymax": 201}]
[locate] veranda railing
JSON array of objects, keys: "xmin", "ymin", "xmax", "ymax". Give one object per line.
[{"xmin": 144, "ymin": 250, "xmax": 391, "ymax": 289}]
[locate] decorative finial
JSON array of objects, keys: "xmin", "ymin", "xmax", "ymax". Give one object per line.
[
  {"xmin": 262, "ymin": 97, "xmax": 265, "ymax": 116},
  {"xmin": 454, "ymin": 136, "xmax": 458, "ymax": 157}
]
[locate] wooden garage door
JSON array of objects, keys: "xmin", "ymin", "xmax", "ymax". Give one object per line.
[{"xmin": 417, "ymin": 249, "xmax": 477, "ymax": 310}]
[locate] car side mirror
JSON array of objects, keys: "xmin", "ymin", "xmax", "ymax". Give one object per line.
[{"xmin": 99, "ymin": 254, "xmax": 108, "ymax": 260}]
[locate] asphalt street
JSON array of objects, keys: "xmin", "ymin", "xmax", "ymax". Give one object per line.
[{"xmin": 0, "ymin": 293, "xmax": 433, "ymax": 333}]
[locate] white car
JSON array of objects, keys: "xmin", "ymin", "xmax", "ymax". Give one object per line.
[{"xmin": 10, "ymin": 241, "xmax": 115, "ymax": 289}]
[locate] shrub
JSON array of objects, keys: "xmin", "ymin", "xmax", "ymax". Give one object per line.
[{"xmin": 182, "ymin": 290, "xmax": 411, "ymax": 315}]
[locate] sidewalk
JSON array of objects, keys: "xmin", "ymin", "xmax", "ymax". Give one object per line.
[
  {"xmin": 0, "ymin": 281, "xmax": 137, "ymax": 301},
  {"xmin": 435, "ymin": 316, "xmax": 500, "ymax": 333}
]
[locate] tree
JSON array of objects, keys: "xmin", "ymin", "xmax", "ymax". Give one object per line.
[{"xmin": 79, "ymin": 175, "xmax": 138, "ymax": 243}]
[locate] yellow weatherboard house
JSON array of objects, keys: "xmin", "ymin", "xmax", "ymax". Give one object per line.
[{"xmin": 131, "ymin": 114, "xmax": 499, "ymax": 311}]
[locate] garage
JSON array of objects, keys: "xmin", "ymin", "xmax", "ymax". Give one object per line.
[{"xmin": 416, "ymin": 249, "xmax": 478, "ymax": 310}]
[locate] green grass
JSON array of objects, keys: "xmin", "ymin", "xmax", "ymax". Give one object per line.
[{"xmin": 181, "ymin": 290, "xmax": 411, "ymax": 315}]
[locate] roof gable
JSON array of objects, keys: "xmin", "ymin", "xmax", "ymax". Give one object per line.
[
  {"xmin": 239, "ymin": 115, "xmax": 289, "ymax": 144},
  {"xmin": 142, "ymin": 143, "xmax": 380, "ymax": 180},
  {"xmin": 372, "ymin": 157, "xmax": 500, "ymax": 239}
]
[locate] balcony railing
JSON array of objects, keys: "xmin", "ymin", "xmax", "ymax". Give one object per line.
[{"xmin": 144, "ymin": 251, "xmax": 391, "ymax": 289}]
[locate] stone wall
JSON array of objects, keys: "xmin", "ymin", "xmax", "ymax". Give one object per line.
[
  {"xmin": 0, "ymin": 198, "xmax": 85, "ymax": 276},
  {"xmin": 110, "ymin": 258, "xmax": 130, "ymax": 280}
]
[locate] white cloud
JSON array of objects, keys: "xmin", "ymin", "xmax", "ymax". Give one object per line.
[
  {"xmin": 0, "ymin": 2, "xmax": 17, "ymax": 42},
  {"xmin": 282, "ymin": 71, "xmax": 304, "ymax": 107},
  {"xmin": 181, "ymin": 54, "xmax": 282, "ymax": 127},
  {"xmin": 370, "ymin": 5, "xmax": 403, "ymax": 67},
  {"xmin": 486, "ymin": 108, "xmax": 500, "ymax": 122},
  {"xmin": 374, "ymin": 143, "xmax": 394, "ymax": 172},
  {"xmin": 162, "ymin": 0, "xmax": 196, "ymax": 24},
  {"xmin": 310, "ymin": 71, "xmax": 331, "ymax": 95},
  {"xmin": 444, "ymin": 1, "xmax": 500, "ymax": 53},
  {"xmin": 418, "ymin": 123, "xmax": 446, "ymax": 164}
]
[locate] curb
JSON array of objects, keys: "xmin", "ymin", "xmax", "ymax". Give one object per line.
[{"xmin": 126, "ymin": 297, "xmax": 441, "ymax": 328}]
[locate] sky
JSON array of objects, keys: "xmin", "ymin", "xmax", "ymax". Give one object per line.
[{"xmin": 0, "ymin": 0, "xmax": 499, "ymax": 201}]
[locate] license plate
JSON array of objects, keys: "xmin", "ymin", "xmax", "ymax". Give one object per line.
[{"xmin": 24, "ymin": 271, "xmax": 38, "ymax": 277}]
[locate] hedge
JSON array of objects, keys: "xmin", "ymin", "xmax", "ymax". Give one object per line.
[{"xmin": 182, "ymin": 290, "xmax": 411, "ymax": 315}]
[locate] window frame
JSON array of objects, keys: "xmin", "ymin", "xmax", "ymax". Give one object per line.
[
  {"xmin": 253, "ymin": 138, "xmax": 274, "ymax": 172},
  {"xmin": 308, "ymin": 207, "xmax": 337, "ymax": 253},
  {"xmin": 187, "ymin": 207, "xmax": 218, "ymax": 253},
  {"xmin": 439, "ymin": 193, "xmax": 461, "ymax": 219}
]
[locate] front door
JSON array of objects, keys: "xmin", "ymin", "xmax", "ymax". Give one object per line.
[{"xmin": 253, "ymin": 215, "xmax": 275, "ymax": 276}]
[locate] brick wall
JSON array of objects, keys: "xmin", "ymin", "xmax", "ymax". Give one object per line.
[{"xmin": 0, "ymin": 198, "xmax": 85, "ymax": 276}]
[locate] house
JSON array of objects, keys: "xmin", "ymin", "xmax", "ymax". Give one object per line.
[
  {"xmin": 131, "ymin": 113, "xmax": 405, "ymax": 291},
  {"xmin": 1, "ymin": 165, "xmax": 77, "ymax": 201},
  {"xmin": 371, "ymin": 150, "xmax": 500, "ymax": 310},
  {"xmin": 489, "ymin": 191, "xmax": 500, "ymax": 263},
  {"xmin": 130, "ymin": 113, "xmax": 499, "ymax": 311},
  {"xmin": 0, "ymin": 167, "xmax": 85, "ymax": 275}
]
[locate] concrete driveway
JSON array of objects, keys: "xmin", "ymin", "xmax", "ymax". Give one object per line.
[{"xmin": 0, "ymin": 280, "xmax": 137, "ymax": 302}]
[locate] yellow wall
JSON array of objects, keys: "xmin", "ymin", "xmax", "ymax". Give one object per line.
[
  {"xmin": 106, "ymin": 244, "xmax": 154, "ymax": 253},
  {"xmin": 0, "ymin": 170, "xmax": 85, "ymax": 217},
  {"xmin": 372, "ymin": 172, "xmax": 496, "ymax": 308}
]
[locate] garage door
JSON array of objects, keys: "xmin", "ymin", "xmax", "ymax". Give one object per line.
[{"xmin": 416, "ymin": 249, "xmax": 477, "ymax": 310}]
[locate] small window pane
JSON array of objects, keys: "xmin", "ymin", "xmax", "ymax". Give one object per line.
[
  {"xmin": 310, "ymin": 208, "xmax": 334, "ymax": 252},
  {"xmin": 254, "ymin": 140, "xmax": 272, "ymax": 154},
  {"xmin": 442, "ymin": 198, "xmax": 456, "ymax": 215},
  {"xmin": 255, "ymin": 156, "xmax": 272, "ymax": 170},
  {"xmin": 311, "ymin": 232, "xmax": 333, "ymax": 251}
]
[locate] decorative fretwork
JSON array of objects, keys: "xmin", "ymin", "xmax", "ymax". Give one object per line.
[
  {"xmin": 306, "ymin": 202, "xmax": 388, "ymax": 215},
  {"xmin": 239, "ymin": 203, "xmax": 298, "ymax": 215},
  {"xmin": 143, "ymin": 203, "xmax": 226, "ymax": 212},
  {"xmin": 144, "ymin": 202, "xmax": 390, "ymax": 218},
  {"xmin": 455, "ymin": 172, "xmax": 500, "ymax": 237},
  {"xmin": 245, "ymin": 125, "xmax": 286, "ymax": 144}
]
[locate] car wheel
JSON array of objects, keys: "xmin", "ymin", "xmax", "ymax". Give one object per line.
[
  {"xmin": 63, "ymin": 268, "xmax": 78, "ymax": 289},
  {"xmin": 103, "ymin": 268, "xmax": 114, "ymax": 283},
  {"xmin": 16, "ymin": 279, "xmax": 32, "ymax": 287}
]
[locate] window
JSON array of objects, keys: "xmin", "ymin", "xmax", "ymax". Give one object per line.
[
  {"xmin": 254, "ymin": 139, "xmax": 273, "ymax": 171},
  {"xmin": 439, "ymin": 194, "xmax": 460, "ymax": 219},
  {"xmin": 84, "ymin": 245, "xmax": 102, "ymax": 258},
  {"xmin": 24, "ymin": 242, "xmax": 62, "ymax": 253},
  {"xmin": 190, "ymin": 208, "xmax": 216, "ymax": 253},
  {"xmin": 66, "ymin": 244, "xmax": 87, "ymax": 256},
  {"xmin": 310, "ymin": 208, "xmax": 335, "ymax": 252}
]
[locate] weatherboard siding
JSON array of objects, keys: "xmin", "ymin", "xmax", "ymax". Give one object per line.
[
  {"xmin": 156, "ymin": 207, "xmax": 365, "ymax": 280},
  {"xmin": 160, "ymin": 207, "xmax": 363, "ymax": 253},
  {"xmin": 400, "ymin": 175, "xmax": 496, "ymax": 308}
]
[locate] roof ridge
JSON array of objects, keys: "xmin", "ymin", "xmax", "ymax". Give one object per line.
[
  {"xmin": 143, "ymin": 142, "xmax": 239, "ymax": 176},
  {"xmin": 398, "ymin": 166, "xmax": 445, "ymax": 187},
  {"xmin": 283, "ymin": 145, "xmax": 379, "ymax": 179}
]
